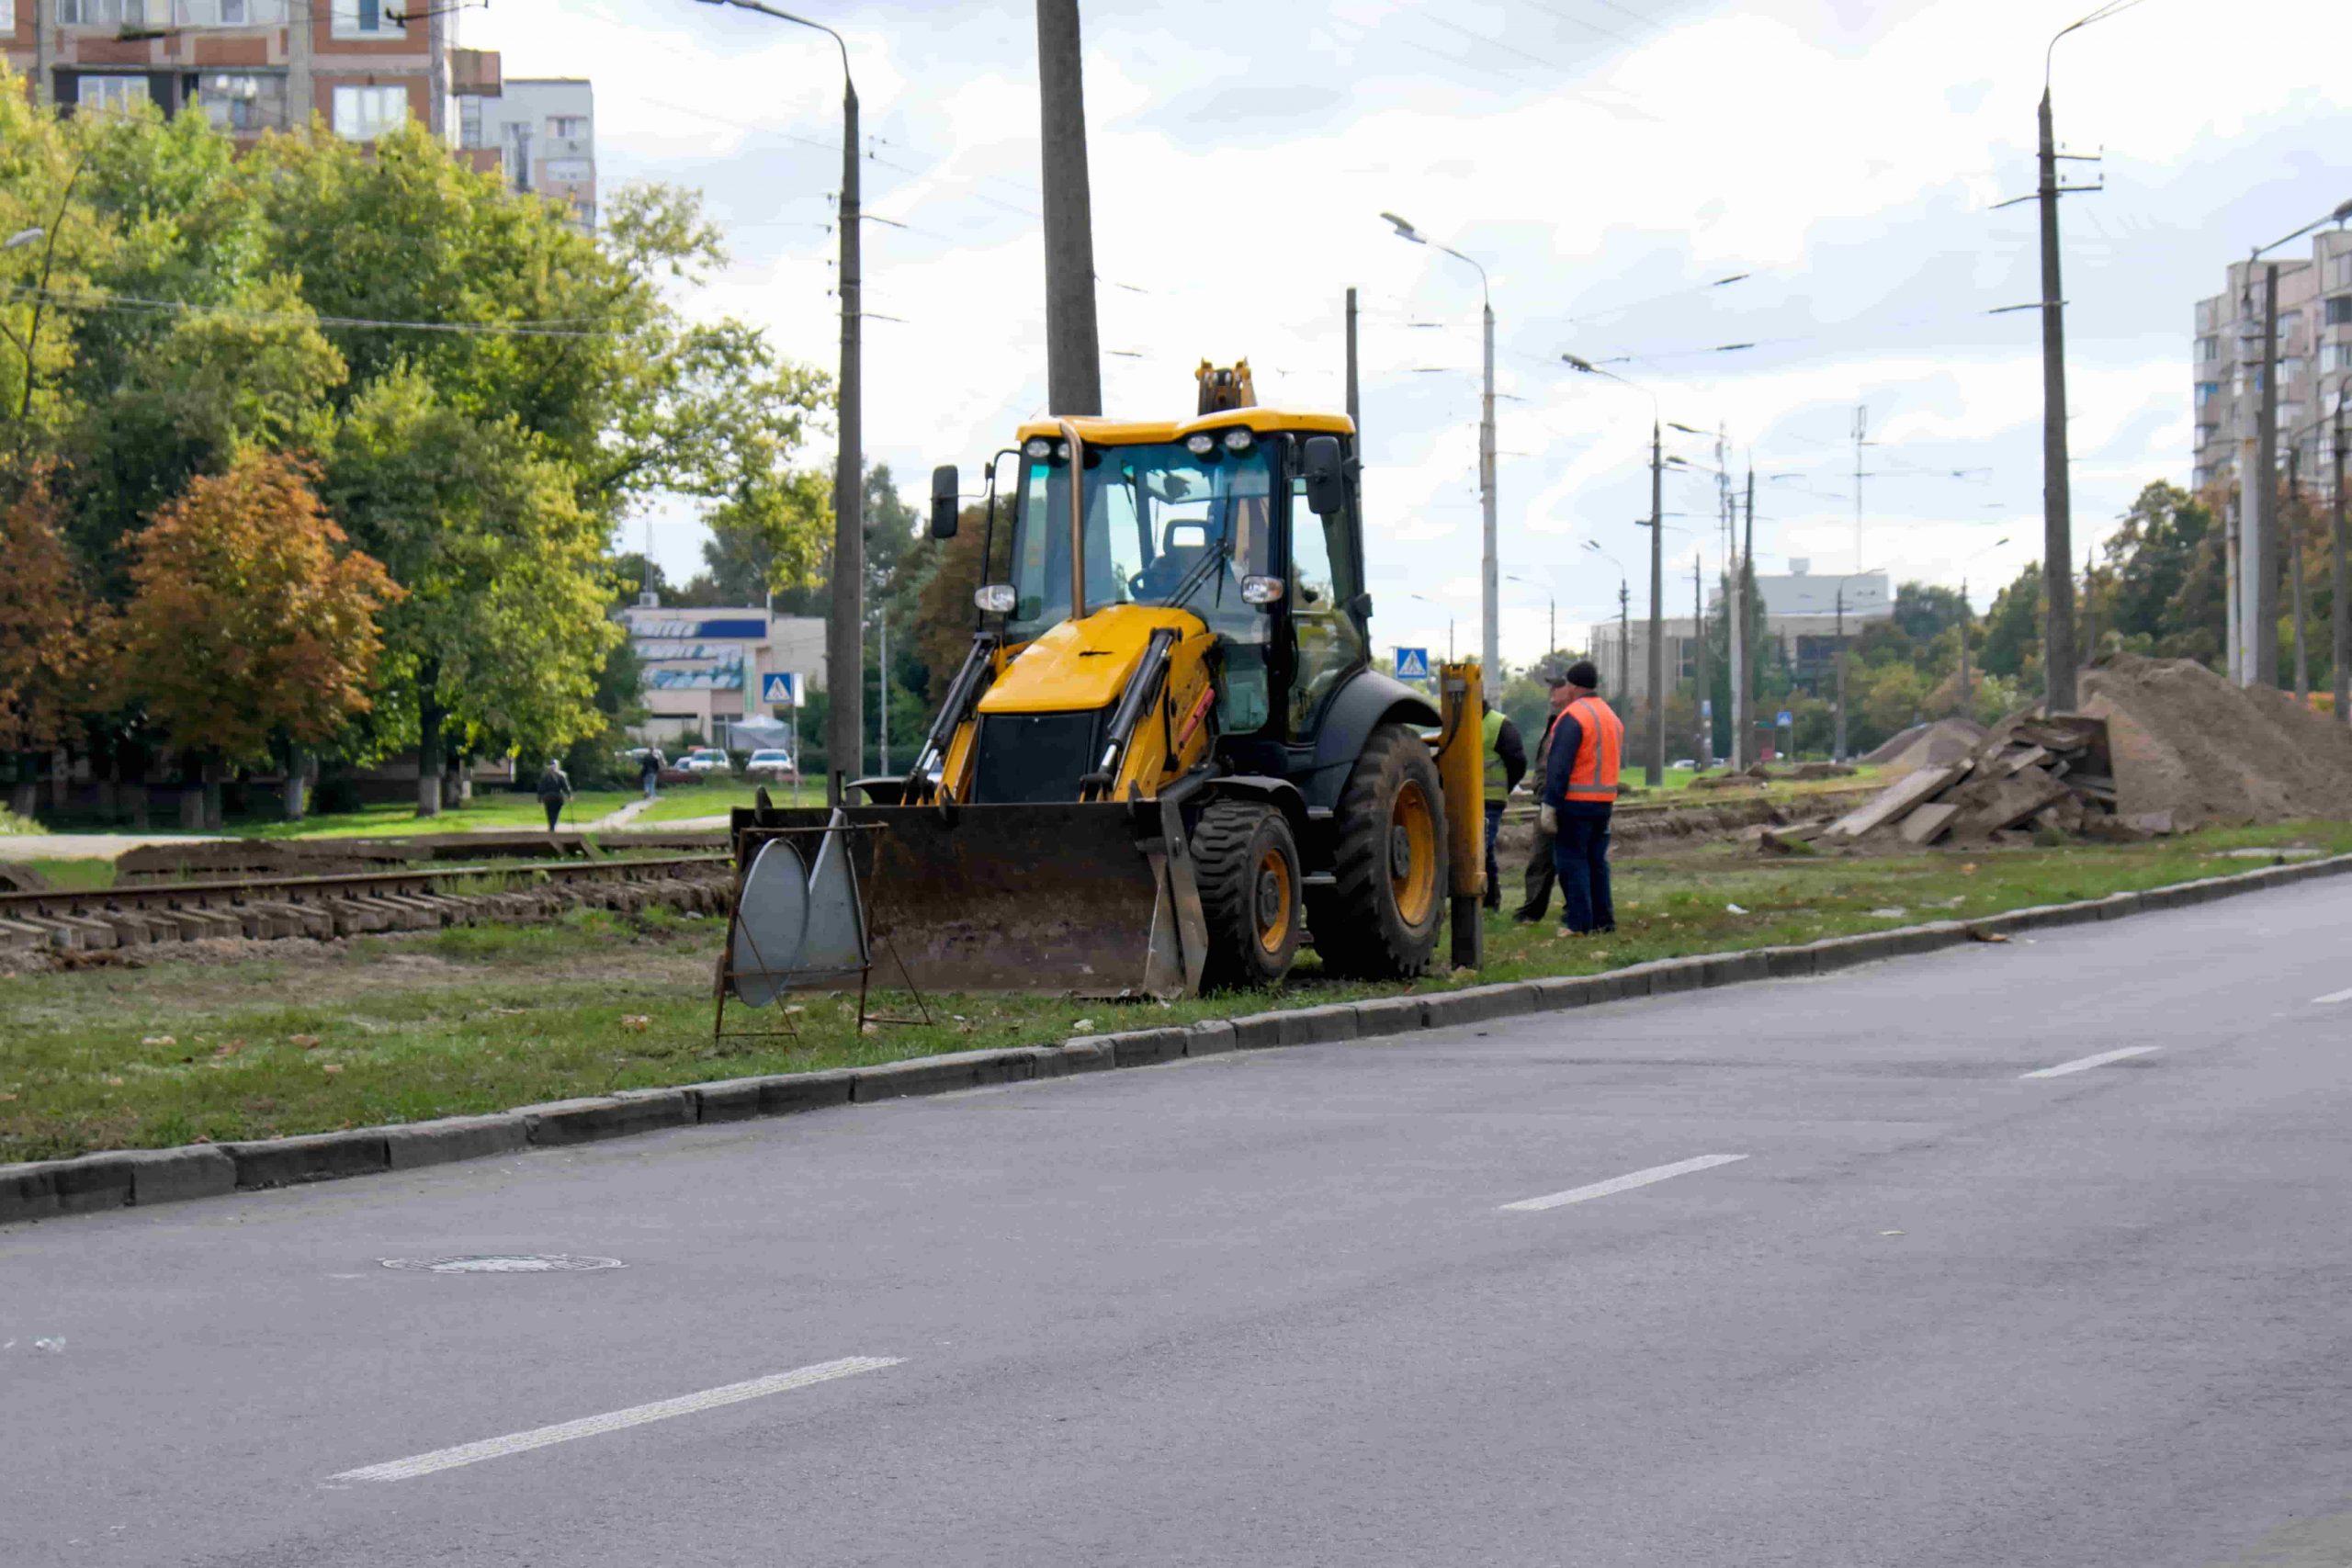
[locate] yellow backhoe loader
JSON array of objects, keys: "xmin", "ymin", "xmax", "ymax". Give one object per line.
[{"xmin": 732, "ymin": 363, "xmax": 1484, "ymax": 998}]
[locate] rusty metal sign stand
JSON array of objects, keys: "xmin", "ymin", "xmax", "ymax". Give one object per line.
[{"xmin": 712, "ymin": 816, "xmax": 932, "ymax": 1042}]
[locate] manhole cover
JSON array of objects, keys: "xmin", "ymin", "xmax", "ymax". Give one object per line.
[{"xmin": 379, "ymin": 1254, "xmax": 625, "ymax": 1274}]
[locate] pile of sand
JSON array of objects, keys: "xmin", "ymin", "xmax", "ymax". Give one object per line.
[
  {"xmin": 2075, "ymin": 654, "xmax": 2352, "ymax": 829},
  {"xmin": 1862, "ymin": 716, "xmax": 1988, "ymax": 775}
]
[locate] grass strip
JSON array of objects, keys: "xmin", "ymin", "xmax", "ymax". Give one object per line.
[{"xmin": 4, "ymin": 820, "xmax": 2348, "ymax": 1162}]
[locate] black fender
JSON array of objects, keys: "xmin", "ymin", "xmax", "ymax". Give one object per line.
[
  {"xmin": 1297, "ymin": 670, "xmax": 1442, "ymax": 813},
  {"xmin": 1193, "ymin": 773, "xmax": 1311, "ymax": 844}
]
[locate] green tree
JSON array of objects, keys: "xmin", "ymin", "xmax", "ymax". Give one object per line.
[
  {"xmin": 325, "ymin": 367, "xmax": 620, "ymax": 814},
  {"xmin": 1979, "ymin": 563, "xmax": 2043, "ymax": 684}
]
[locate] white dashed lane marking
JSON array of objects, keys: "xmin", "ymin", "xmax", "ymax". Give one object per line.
[
  {"xmin": 1500, "ymin": 1155, "xmax": 1748, "ymax": 1213},
  {"xmin": 2020, "ymin": 1046, "xmax": 2160, "ymax": 1079}
]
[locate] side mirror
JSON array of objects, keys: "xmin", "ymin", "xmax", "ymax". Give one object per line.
[
  {"xmin": 1301, "ymin": 435, "xmax": 1346, "ymax": 517},
  {"xmin": 929, "ymin": 465, "xmax": 960, "ymax": 539}
]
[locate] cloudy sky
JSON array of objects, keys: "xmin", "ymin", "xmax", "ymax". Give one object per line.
[{"xmin": 469, "ymin": 0, "xmax": 2351, "ymax": 668}]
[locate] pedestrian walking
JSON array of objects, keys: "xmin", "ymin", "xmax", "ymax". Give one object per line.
[
  {"xmin": 1480, "ymin": 704, "xmax": 1526, "ymax": 911},
  {"xmin": 536, "ymin": 756, "xmax": 573, "ymax": 832},
  {"xmin": 639, "ymin": 746, "xmax": 664, "ymax": 800},
  {"xmin": 1540, "ymin": 660, "xmax": 1623, "ymax": 936},
  {"xmin": 1513, "ymin": 671, "xmax": 1577, "ymax": 923}
]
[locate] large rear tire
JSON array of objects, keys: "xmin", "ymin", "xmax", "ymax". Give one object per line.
[
  {"xmin": 1192, "ymin": 799, "xmax": 1303, "ymax": 991},
  {"xmin": 1306, "ymin": 722, "xmax": 1448, "ymax": 980}
]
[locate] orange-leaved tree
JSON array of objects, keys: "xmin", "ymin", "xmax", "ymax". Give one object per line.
[
  {"xmin": 0, "ymin": 468, "xmax": 108, "ymax": 817},
  {"xmin": 118, "ymin": 451, "xmax": 399, "ymax": 820}
]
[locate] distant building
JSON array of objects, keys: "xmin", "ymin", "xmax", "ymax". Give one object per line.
[
  {"xmin": 5, "ymin": 0, "xmax": 504, "ymax": 149},
  {"xmin": 1596, "ymin": 561, "xmax": 1894, "ymax": 705},
  {"xmin": 458, "ymin": 75, "xmax": 594, "ymax": 232},
  {"xmin": 618, "ymin": 599, "xmax": 824, "ymax": 753},
  {"xmin": 2191, "ymin": 229, "xmax": 2352, "ymax": 497}
]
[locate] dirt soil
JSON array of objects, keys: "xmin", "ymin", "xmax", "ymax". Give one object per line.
[{"xmin": 2076, "ymin": 654, "xmax": 2352, "ymax": 829}]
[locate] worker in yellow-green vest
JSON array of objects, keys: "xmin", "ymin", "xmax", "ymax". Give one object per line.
[{"xmin": 1480, "ymin": 705, "xmax": 1527, "ymax": 911}]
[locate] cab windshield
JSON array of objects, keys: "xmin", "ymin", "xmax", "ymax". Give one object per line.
[{"xmin": 1006, "ymin": 439, "xmax": 1275, "ymax": 645}]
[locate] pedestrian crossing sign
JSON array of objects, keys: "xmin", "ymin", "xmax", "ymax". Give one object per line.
[{"xmin": 1394, "ymin": 647, "xmax": 1431, "ymax": 681}]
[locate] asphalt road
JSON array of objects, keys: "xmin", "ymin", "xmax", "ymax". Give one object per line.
[{"xmin": 7, "ymin": 882, "xmax": 2352, "ymax": 1567}]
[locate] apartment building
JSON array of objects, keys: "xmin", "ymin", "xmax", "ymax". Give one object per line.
[
  {"xmin": 460, "ymin": 76, "xmax": 595, "ymax": 233},
  {"xmin": 2191, "ymin": 229, "xmax": 2352, "ymax": 497},
  {"xmin": 4, "ymin": 0, "xmax": 497, "ymax": 147}
]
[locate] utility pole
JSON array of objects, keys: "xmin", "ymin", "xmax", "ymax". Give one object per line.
[
  {"xmin": 2036, "ymin": 85, "xmax": 2081, "ymax": 712},
  {"xmin": 1721, "ymin": 434, "xmax": 1742, "ymax": 768},
  {"xmin": 1344, "ymin": 287, "xmax": 1360, "ymax": 437},
  {"xmin": 2083, "ymin": 543, "xmax": 2098, "ymax": 666},
  {"xmin": 1617, "ymin": 581, "xmax": 1630, "ymax": 702},
  {"xmin": 1833, "ymin": 584, "xmax": 1849, "ymax": 763},
  {"xmin": 2335, "ymin": 392, "xmax": 2349, "ymax": 724},
  {"xmin": 1645, "ymin": 421, "xmax": 1665, "ymax": 787},
  {"xmin": 1852, "ymin": 404, "xmax": 1868, "ymax": 575},
  {"xmin": 2290, "ymin": 446, "xmax": 2310, "ymax": 702},
  {"xmin": 2226, "ymin": 490, "xmax": 2243, "ymax": 683},
  {"xmin": 1693, "ymin": 554, "xmax": 1713, "ymax": 769},
  {"xmin": 1742, "ymin": 466, "xmax": 1757, "ymax": 767},
  {"xmin": 875, "ymin": 611, "xmax": 888, "ymax": 773},
  {"xmin": 1959, "ymin": 575, "xmax": 1973, "ymax": 717},
  {"xmin": 1036, "ymin": 0, "xmax": 1102, "ymax": 416},
  {"xmin": 2253, "ymin": 258, "xmax": 2281, "ymax": 687},
  {"xmin": 1480, "ymin": 288, "xmax": 1499, "ymax": 703}
]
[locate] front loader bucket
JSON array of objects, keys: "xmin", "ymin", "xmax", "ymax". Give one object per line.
[{"xmin": 741, "ymin": 801, "xmax": 1207, "ymax": 998}]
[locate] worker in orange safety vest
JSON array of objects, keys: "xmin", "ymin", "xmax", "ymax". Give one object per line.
[{"xmin": 1538, "ymin": 660, "xmax": 1623, "ymax": 935}]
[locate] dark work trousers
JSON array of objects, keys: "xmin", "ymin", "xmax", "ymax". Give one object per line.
[
  {"xmin": 543, "ymin": 798, "xmax": 563, "ymax": 830},
  {"xmin": 1516, "ymin": 818, "xmax": 1557, "ymax": 921},
  {"xmin": 1553, "ymin": 811, "xmax": 1616, "ymax": 933},
  {"xmin": 1482, "ymin": 802, "xmax": 1505, "ymax": 909}
]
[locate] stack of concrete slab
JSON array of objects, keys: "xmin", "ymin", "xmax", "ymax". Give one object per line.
[{"xmin": 1823, "ymin": 714, "xmax": 2157, "ymax": 848}]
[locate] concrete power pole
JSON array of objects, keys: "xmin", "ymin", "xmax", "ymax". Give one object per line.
[
  {"xmin": 2252, "ymin": 260, "xmax": 2281, "ymax": 687},
  {"xmin": 2335, "ymin": 393, "xmax": 2349, "ymax": 724},
  {"xmin": 2035, "ymin": 88, "xmax": 2081, "ymax": 712},
  {"xmin": 1036, "ymin": 0, "xmax": 1102, "ymax": 417},
  {"xmin": 1693, "ymin": 555, "xmax": 1713, "ymax": 769},
  {"xmin": 1344, "ymin": 287, "xmax": 1360, "ymax": 437},
  {"xmin": 1959, "ymin": 575, "xmax": 1973, "ymax": 718},
  {"xmin": 1833, "ymin": 585, "xmax": 1849, "ymax": 763},
  {"xmin": 2290, "ymin": 448, "xmax": 2310, "ymax": 702},
  {"xmin": 1742, "ymin": 466, "xmax": 1757, "ymax": 767},
  {"xmin": 1645, "ymin": 421, "xmax": 1665, "ymax": 787},
  {"xmin": 1480, "ymin": 295, "xmax": 1499, "ymax": 700},
  {"xmin": 830, "ymin": 34, "xmax": 864, "ymax": 790}
]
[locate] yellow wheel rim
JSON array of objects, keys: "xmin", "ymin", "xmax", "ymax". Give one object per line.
[
  {"xmin": 1255, "ymin": 845, "xmax": 1295, "ymax": 954},
  {"xmin": 1388, "ymin": 780, "xmax": 1439, "ymax": 927}
]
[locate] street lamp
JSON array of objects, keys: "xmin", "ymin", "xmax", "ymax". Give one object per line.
[
  {"xmin": 695, "ymin": 0, "xmax": 864, "ymax": 789},
  {"xmin": 2236, "ymin": 196, "xmax": 2352, "ymax": 690},
  {"xmin": 1408, "ymin": 592, "xmax": 1456, "ymax": 663},
  {"xmin": 1384, "ymin": 211, "xmax": 1497, "ymax": 700}
]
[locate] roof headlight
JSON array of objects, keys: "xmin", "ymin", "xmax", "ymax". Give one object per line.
[
  {"xmin": 974, "ymin": 583, "xmax": 1017, "ymax": 614},
  {"xmin": 1184, "ymin": 433, "xmax": 1217, "ymax": 457},
  {"xmin": 1240, "ymin": 575, "xmax": 1285, "ymax": 605},
  {"xmin": 1023, "ymin": 436, "xmax": 1054, "ymax": 461},
  {"xmin": 1221, "ymin": 428, "xmax": 1255, "ymax": 453}
]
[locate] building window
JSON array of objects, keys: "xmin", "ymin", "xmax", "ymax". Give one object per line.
[
  {"xmin": 59, "ymin": 0, "xmax": 148, "ymax": 23},
  {"xmin": 171, "ymin": 0, "xmax": 286, "ymax": 23},
  {"xmin": 2325, "ymin": 344, "xmax": 2352, "ymax": 374},
  {"xmin": 2281, "ymin": 355, "xmax": 2307, "ymax": 382},
  {"xmin": 2278, "ymin": 402, "xmax": 2303, "ymax": 432},
  {"xmin": 2327, "ymin": 297, "xmax": 2352, "ymax": 327},
  {"xmin": 0, "ymin": 1, "xmax": 13, "ymax": 28},
  {"xmin": 459, "ymin": 96, "xmax": 485, "ymax": 150},
  {"xmin": 332, "ymin": 84, "xmax": 407, "ymax": 141},
  {"xmin": 76, "ymin": 74, "xmax": 152, "ymax": 115},
  {"xmin": 196, "ymin": 73, "xmax": 283, "ymax": 132},
  {"xmin": 330, "ymin": 0, "xmax": 399, "ymax": 37},
  {"xmin": 2276, "ymin": 310, "xmax": 2302, "ymax": 341},
  {"xmin": 2334, "ymin": 255, "xmax": 2352, "ymax": 291},
  {"xmin": 2197, "ymin": 335, "xmax": 2218, "ymax": 363},
  {"xmin": 2195, "ymin": 381, "xmax": 2220, "ymax": 407},
  {"xmin": 544, "ymin": 158, "xmax": 591, "ymax": 185},
  {"xmin": 548, "ymin": 115, "xmax": 589, "ymax": 140}
]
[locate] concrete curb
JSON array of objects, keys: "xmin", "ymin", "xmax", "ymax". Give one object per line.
[{"xmin": 7, "ymin": 849, "xmax": 2349, "ymax": 1227}]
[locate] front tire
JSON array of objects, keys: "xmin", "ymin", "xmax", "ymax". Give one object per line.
[
  {"xmin": 1192, "ymin": 799, "xmax": 1303, "ymax": 991},
  {"xmin": 1306, "ymin": 722, "xmax": 1448, "ymax": 980}
]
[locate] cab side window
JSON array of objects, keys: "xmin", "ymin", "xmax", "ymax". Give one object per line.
[{"xmin": 1285, "ymin": 461, "xmax": 1368, "ymax": 739}]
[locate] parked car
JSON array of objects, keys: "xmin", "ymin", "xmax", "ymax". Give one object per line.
[
  {"xmin": 618, "ymin": 747, "xmax": 695, "ymax": 786},
  {"xmin": 743, "ymin": 749, "xmax": 797, "ymax": 783},
  {"xmin": 679, "ymin": 747, "xmax": 733, "ymax": 776}
]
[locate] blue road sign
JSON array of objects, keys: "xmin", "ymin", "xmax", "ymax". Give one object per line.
[
  {"xmin": 1776, "ymin": 709, "xmax": 1793, "ymax": 728},
  {"xmin": 761, "ymin": 672, "xmax": 804, "ymax": 707},
  {"xmin": 1394, "ymin": 647, "xmax": 1432, "ymax": 680}
]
